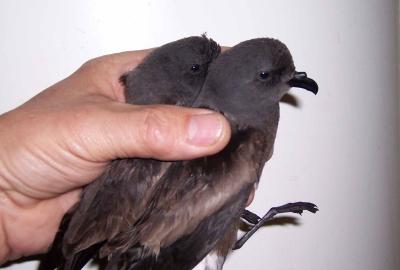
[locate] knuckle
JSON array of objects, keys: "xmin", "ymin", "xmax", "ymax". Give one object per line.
[
  {"xmin": 78, "ymin": 56, "xmax": 110, "ymax": 76},
  {"xmin": 140, "ymin": 109, "xmax": 177, "ymax": 157},
  {"xmin": 79, "ymin": 58, "xmax": 101, "ymax": 73}
]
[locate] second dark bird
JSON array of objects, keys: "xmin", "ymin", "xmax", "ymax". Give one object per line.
[{"xmin": 107, "ymin": 38, "xmax": 319, "ymax": 270}]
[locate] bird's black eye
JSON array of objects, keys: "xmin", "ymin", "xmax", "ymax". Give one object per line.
[
  {"xmin": 259, "ymin": 71, "xmax": 269, "ymax": 80},
  {"xmin": 191, "ymin": 64, "xmax": 201, "ymax": 72}
]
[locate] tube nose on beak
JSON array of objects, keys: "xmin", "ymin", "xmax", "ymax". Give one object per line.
[{"xmin": 288, "ymin": 71, "xmax": 318, "ymax": 95}]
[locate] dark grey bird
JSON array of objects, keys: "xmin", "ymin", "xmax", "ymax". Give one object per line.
[
  {"xmin": 103, "ymin": 38, "xmax": 318, "ymax": 270},
  {"xmin": 38, "ymin": 35, "xmax": 220, "ymax": 270}
]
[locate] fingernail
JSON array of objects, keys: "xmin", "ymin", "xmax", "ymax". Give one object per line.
[{"xmin": 187, "ymin": 113, "xmax": 223, "ymax": 146}]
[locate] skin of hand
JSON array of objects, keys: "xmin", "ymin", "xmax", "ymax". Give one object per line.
[{"xmin": 0, "ymin": 50, "xmax": 233, "ymax": 263}]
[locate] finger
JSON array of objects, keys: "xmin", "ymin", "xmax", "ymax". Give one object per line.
[
  {"xmin": 71, "ymin": 49, "xmax": 154, "ymax": 102},
  {"xmin": 75, "ymin": 104, "xmax": 231, "ymax": 162},
  {"xmin": 104, "ymin": 49, "xmax": 154, "ymax": 74}
]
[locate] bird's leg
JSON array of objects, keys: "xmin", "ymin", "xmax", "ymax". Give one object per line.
[
  {"xmin": 241, "ymin": 209, "xmax": 262, "ymax": 225},
  {"xmin": 233, "ymin": 202, "xmax": 318, "ymax": 250}
]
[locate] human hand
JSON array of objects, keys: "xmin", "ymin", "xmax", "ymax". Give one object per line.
[{"xmin": 0, "ymin": 50, "xmax": 231, "ymax": 263}]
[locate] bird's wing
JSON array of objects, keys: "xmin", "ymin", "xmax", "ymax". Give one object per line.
[
  {"xmin": 104, "ymin": 128, "xmax": 268, "ymax": 263},
  {"xmin": 61, "ymin": 158, "xmax": 171, "ymax": 257},
  {"xmin": 121, "ymin": 184, "xmax": 252, "ymax": 270}
]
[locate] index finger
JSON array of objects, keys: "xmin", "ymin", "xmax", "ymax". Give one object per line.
[{"xmin": 104, "ymin": 49, "xmax": 154, "ymax": 75}]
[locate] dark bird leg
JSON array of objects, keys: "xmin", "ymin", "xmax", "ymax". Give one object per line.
[
  {"xmin": 234, "ymin": 202, "xmax": 318, "ymax": 250},
  {"xmin": 241, "ymin": 209, "xmax": 261, "ymax": 225}
]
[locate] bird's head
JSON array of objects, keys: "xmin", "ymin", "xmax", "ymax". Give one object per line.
[
  {"xmin": 195, "ymin": 38, "xmax": 318, "ymax": 128},
  {"xmin": 159, "ymin": 35, "xmax": 221, "ymax": 91},
  {"xmin": 123, "ymin": 35, "xmax": 220, "ymax": 105}
]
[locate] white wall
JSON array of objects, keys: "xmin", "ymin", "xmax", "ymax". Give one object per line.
[
  {"xmin": 1, "ymin": 1, "xmax": 399, "ymax": 269},
  {"xmin": 398, "ymin": 0, "xmax": 400, "ymax": 137}
]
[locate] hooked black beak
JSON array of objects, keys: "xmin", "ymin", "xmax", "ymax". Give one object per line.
[{"xmin": 288, "ymin": 71, "xmax": 318, "ymax": 95}]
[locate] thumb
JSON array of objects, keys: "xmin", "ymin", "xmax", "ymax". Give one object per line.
[{"xmin": 76, "ymin": 103, "xmax": 231, "ymax": 162}]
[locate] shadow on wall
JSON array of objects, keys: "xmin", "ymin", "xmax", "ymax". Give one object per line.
[
  {"xmin": 239, "ymin": 215, "xmax": 302, "ymax": 232},
  {"xmin": 281, "ymin": 93, "xmax": 300, "ymax": 108}
]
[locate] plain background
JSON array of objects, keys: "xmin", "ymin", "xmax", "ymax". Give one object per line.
[{"xmin": 1, "ymin": 0, "xmax": 399, "ymax": 269}]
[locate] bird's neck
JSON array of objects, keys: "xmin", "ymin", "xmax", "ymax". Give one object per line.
[
  {"xmin": 228, "ymin": 104, "xmax": 280, "ymax": 135},
  {"xmin": 226, "ymin": 104, "xmax": 280, "ymax": 164}
]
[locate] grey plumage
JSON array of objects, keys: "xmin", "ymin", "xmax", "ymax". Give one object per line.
[
  {"xmin": 122, "ymin": 35, "xmax": 220, "ymax": 106},
  {"xmin": 40, "ymin": 36, "xmax": 318, "ymax": 270},
  {"xmin": 39, "ymin": 35, "xmax": 220, "ymax": 270},
  {"xmin": 108, "ymin": 38, "xmax": 318, "ymax": 270}
]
